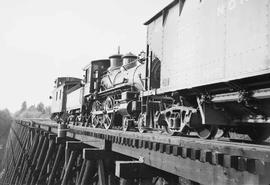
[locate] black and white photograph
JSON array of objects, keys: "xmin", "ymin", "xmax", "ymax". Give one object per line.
[{"xmin": 0, "ymin": 0, "xmax": 270, "ymax": 184}]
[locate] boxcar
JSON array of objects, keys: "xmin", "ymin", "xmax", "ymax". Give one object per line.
[
  {"xmin": 145, "ymin": 0, "xmax": 270, "ymax": 93},
  {"xmin": 139, "ymin": 0, "xmax": 270, "ymax": 141}
]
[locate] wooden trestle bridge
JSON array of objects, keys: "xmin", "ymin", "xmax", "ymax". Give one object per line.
[{"xmin": 1, "ymin": 119, "xmax": 270, "ymax": 185}]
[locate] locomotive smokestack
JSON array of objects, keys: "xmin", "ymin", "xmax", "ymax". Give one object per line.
[{"xmin": 109, "ymin": 54, "xmax": 122, "ymax": 70}]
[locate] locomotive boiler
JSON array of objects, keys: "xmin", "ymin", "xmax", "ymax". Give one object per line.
[{"xmin": 51, "ymin": 0, "xmax": 270, "ymax": 142}]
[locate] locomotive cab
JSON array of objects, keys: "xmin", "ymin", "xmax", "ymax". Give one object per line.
[{"xmin": 83, "ymin": 59, "xmax": 110, "ymax": 97}]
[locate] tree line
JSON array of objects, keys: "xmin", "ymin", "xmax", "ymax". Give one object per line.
[
  {"xmin": 14, "ymin": 101, "xmax": 51, "ymax": 119},
  {"xmin": 0, "ymin": 101, "xmax": 50, "ymax": 164},
  {"xmin": 0, "ymin": 101, "xmax": 51, "ymax": 142},
  {"xmin": 0, "ymin": 109, "xmax": 13, "ymax": 139},
  {"xmin": 0, "ymin": 109, "xmax": 13, "ymax": 164}
]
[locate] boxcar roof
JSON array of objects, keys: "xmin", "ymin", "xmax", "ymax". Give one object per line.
[{"xmin": 144, "ymin": 0, "xmax": 178, "ymax": 25}]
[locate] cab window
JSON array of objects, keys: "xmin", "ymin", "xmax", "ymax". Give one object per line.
[{"xmin": 85, "ymin": 69, "xmax": 89, "ymax": 83}]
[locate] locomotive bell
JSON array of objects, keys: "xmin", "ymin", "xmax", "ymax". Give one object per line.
[
  {"xmin": 109, "ymin": 54, "xmax": 122, "ymax": 70},
  {"xmin": 122, "ymin": 52, "xmax": 137, "ymax": 65}
]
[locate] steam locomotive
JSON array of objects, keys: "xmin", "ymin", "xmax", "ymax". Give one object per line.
[{"xmin": 51, "ymin": 0, "xmax": 270, "ymax": 142}]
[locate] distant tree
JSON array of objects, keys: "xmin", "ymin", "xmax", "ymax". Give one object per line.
[
  {"xmin": 21, "ymin": 101, "xmax": 27, "ymax": 112},
  {"xmin": 28, "ymin": 105, "xmax": 36, "ymax": 111},
  {"xmin": 0, "ymin": 109, "xmax": 12, "ymax": 137},
  {"xmin": 37, "ymin": 102, "xmax": 45, "ymax": 114},
  {"xmin": 0, "ymin": 109, "xmax": 12, "ymax": 165},
  {"xmin": 45, "ymin": 106, "xmax": 51, "ymax": 114},
  {"xmin": 14, "ymin": 101, "xmax": 28, "ymax": 117},
  {"xmin": 14, "ymin": 101, "xmax": 51, "ymax": 119},
  {"xmin": 20, "ymin": 109, "xmax": 41, "ymax": 118}
]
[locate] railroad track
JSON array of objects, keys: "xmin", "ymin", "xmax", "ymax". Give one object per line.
[
  {"xmin": 29, "ymin": 120, "xmax": 270, "ymax": 165},
  {"xmin": 1, "ymin": 119, "xmax": 270, "ymax": 185},
  {"xmin": 24, "ymin": 119, "xmax": 270, "ymax": 166},
  {"xmin": 29, "ymin": 118, "xmax": 270, "ymax": 152}
]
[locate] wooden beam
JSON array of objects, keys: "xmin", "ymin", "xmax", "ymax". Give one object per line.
[
  {"xmin": 36, "ymin": 139, "xmax": 55, "ymax": 184},
  {"xmin": 83, "ymin": 149, "xmax": 114, "ymax": 160},
  {"xmin": 42, "ymin": 131, "xmax": 49, "ymax": 137},
  {"xmin": 55, "ymin": 136, "xmax": 77, "ymax": 144},
  {"xmin": 47, "ymin": 144, "xmax": 65, "ymax": 185},
  {"xmin": 61, "ymin": 150, "xmax": 78, "ymax": 185},
  {"xmin": 66, "ymin": 141, "xmax": 90, "ymax": 151},
  {"xmin": 98, "ymin": 160, "xmax": 106, "ymax": 185},
  {"xmin": 48, "ymin": 134, "xmax": 57, "ymax": 141},
  {"xmin": 119, "ymin": 178, "xmax": 133, "ymax": 185},
  {"xmin": 76, "ymin": 159, "xmax": 86, "ymax": 185},
  {"xmin": 115, "ymin": 161, "xmax": 156, "ymax": 179},
  {"xmin": 80, "ymin": 160, "xmax": 96, "ymax": 185},
  {"xmin": 112, "ymin": 144, "xmax": 264, "ymax": 185}
]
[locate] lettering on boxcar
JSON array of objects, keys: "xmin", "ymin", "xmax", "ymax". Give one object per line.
[{"xmin": 228, "ymin": 0, "xmax": 236, "ymax": 10}]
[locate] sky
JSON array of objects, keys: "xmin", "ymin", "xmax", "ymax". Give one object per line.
[{"xmin": 0, "ymin": 0, "xmax": 171, "ymax": 113}]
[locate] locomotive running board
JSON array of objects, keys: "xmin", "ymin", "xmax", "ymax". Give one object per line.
[{"xmin": 98, "ymin": 84, "xmax": 132, "ymax": 96}]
